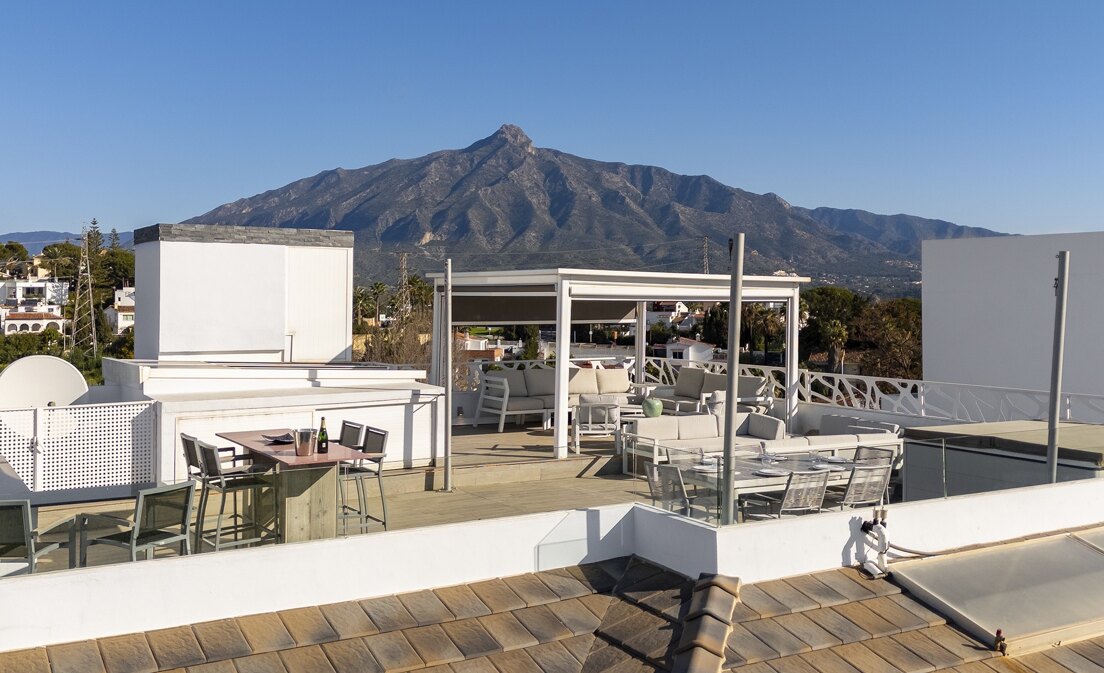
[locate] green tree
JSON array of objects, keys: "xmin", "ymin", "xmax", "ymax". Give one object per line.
[
  {"xmin": 369, "ymin": 281, "xmax": 389, "ymax": 323},
  {"xmin": 521, "ymin": 325, "xmax": 541, "ymax": 360},
  {"xmin": 108, "ymin": 228, "xmax": 121, "ymax": 250},
  {"xmin": 86, "ymin": 218, "xmax": 104, "ymax": 254},
  {"xmin": 851, "ymin": 298, "xmax": 922, "ymax": 378},
  {"xmin": 800, "ymin": 286, "xmax": 868, "ymax": 361},
  {"xmin": 701, "ymin": 304, "xmax": 727, "ymax": 346},
  {"xmin": 1, "ymin": 241, "xmax": 30, "ymax": 261},
  {"xmin": 822, "ymin": 319, "xmax": 848, "ymax": 374},
  {"xmin": 40, "ymin": 242, "xmax": 81, "ymax": 280},
  {"xmin": 648, "ymin": 320, "xmax": 674, "ymax": 345}
]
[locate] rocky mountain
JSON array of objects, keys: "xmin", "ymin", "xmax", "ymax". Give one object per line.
[
  {"xmin": 187, "ymin": 125, "xmax": 1004, "ymax": 293},
  {"xmin": 0, "ymin": 230, "xmax": 134, "ymax": 255}
]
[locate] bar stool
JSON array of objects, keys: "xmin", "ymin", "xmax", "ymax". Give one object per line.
[
  {"xmin": 196, "ymin": 441, "xmax": 278, "ymax": 551},
  {"xmin": 338, "ymin": 421, "xmax": 389, "ymax": 533}
]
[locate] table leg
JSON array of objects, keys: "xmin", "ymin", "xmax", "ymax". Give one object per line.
[{"xmin": 277, "ymin": 465, "xmax": 338, "ymax": 543}]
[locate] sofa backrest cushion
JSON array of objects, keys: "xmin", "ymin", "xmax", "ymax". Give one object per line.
[
  {"xmin": 701, "ymin": 372, "xmax": 727, "ymax": 396},
  {"xmin": 677, "ymin": 414, "xmax": 722, "ymax": 440},
  {"xmin": 673, "ymin": 367, "xmax": 705, "ymax": 398},
  {"xmin": 568, "ymin": 368, "xmax": 600, "ymax": 395},
  {"xmin": 496, "ymin": 370, "xmax": 528, "ymax": 398},
  {"xmin": 632, "ymin": 416, "xmax": 680, "ymax": 441},
  {"xmin": 820, "ymin": 414, "xmax": 861, "ymax": 436},
  {"xmin": 738, "ymin": 375, "xmax": 768, "ymax": 397},
  {"xmin": 596, "ymin": 368, "xmax": 631, "ymax": 395},
  {"xmin": 850, "ymin": 421, "xmax": 901, "ymax": 436},
  {"xmin": 524, "ymin": 368, "xmax": 556, "ymax": 397},
  {"xmin": 747, "ymin": 413, "xmax": 785, "ymax": 440}
]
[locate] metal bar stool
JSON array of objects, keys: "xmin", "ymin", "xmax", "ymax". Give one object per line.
[
  {"xmin": 195, "ymin": 441, "xmax": 278, "ymax": 551},
  {"xmin": 338, "ymin": 421, "xmax": 389, "ymax": 533}
]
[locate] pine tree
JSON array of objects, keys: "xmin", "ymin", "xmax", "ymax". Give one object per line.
[{"xmin": 109, "ymin": 228, "xmax": 121, "ymax": 250}]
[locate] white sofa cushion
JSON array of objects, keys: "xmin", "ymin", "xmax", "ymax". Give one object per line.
[
  {"xmin": 631, "ymin": 416, "xmax": 680, "ymax": 441},
  {"xmin": 761, "ymin": 437, "xmax": 812, "ymax": 452},
  {"xmin": 596, "ymin": 368, "xmax": 631, "ymax": 394},
  {"xmin": 673, "ymin": 367, "xmax": 705, "ymax": 398},
  {"xmin": 505, "ymin": 397, "xmax": 544, "ymax": 411},
  {"xmin": 496, "ymin": 370, "xmax": 527, "ymax": 397},
  {"xmin": 806, "ymin": 433, "xmax": 858, "ymax": 446},
  {"xmin": 701, "ymin": 372, "xmax": 727, "ymax": 397},
  {"xmin": 747, "ymin": 413, "xmax": 784, "ymax": 440},
  {"xmin": 678, "ymin": 414, "xmax": 722, "ymax": 440},
  {"xmin": 820, "ymin": 414, "xmax": 861, "ymax": 435},
  {"xmin": 524, "ymin": 368, "xmax": 556, "ymax": 397},
  {"xmin": 568, "ymin": 368, "xmax": 600, "ymax": 395}
]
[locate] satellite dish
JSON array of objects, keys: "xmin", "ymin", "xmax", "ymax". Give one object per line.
[{"xmin": 0, "ymin": 355, "xmax": 89, "ymax": 409}]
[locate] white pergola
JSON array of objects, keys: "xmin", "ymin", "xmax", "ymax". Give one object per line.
[{"xmin": 428, "ymin": 268, "xmax": 809, "ymax": 458}]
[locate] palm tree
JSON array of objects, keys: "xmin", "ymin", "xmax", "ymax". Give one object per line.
[
  {"xmin": 370, "ymin": 281, "xmax": 389, "ymax": 324},
  {"xmin": 352, "ymin": 286, "xmax": 371, "ymax": 327},
  {"xmin": 823, "ymin": 319, "xmax": 848, "ymax": 374}
]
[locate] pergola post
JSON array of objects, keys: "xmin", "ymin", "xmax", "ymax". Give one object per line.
[
  {"xmin": 554, "ymin": 279, "xmax": 572, "ymax": 458},
  {"xmin": 784, "ymin": 289, "xmax": 801, "ymax": 431},
  {"xmin": 635, "ymin": 301, "xmax": 646, "ymax": 384},
  {"xmin": 430, "ymin": 287, "xmax": 442, "ymax": 386}
]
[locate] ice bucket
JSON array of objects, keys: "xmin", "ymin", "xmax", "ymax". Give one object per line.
[{"xmin": 295, "ymin": 429, "xmax": 315, "ymax": 456}]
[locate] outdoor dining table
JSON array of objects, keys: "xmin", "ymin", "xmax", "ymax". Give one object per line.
[
  {"xmin": 216, "ymin": 429, "xmax": 380, "ymax": 544},
  {"xmin": 679, "ymin": 454, "xmax": 854, "ymax": 499}
]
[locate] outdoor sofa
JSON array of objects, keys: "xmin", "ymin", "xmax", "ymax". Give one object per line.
[
  {"xmin": 474, "ymin": 367, "xmax": 646, "ymax": 432},
  {"xmin": 621, "ymin": 412, "xmax": 785, "ymax": 473},
  {"xmin": 651, "ymin": 367, "xmax": 773, "ymax": 415}
]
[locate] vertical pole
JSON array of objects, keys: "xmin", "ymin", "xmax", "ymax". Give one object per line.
[
  {"xmin": 721, "ymin": 233, "xmax": 745, "ymax": 525},
  {"xmin": 1047, "ymin": 251, "xmax": 1070, "ymax": 484},
  {"xmin": 443, "ymin": 260, "xmax": 454, "ymax": 492},
  {"xmin": 635, "ymin": 301, "xmax": 646, "ymax": 385},
  {"xmin": 554, "ymin": 280, "xmax": 572, "ymax": 458},
  {"xmin": 430, "ymin": 282, "xmax": 441, "ymax": 385},
  {"xmin": 784, "ymin": 290, "xmax": 800, "ymax": 432}
]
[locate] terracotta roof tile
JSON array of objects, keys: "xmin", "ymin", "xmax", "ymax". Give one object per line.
[
  {"xmin": 576, "ymin": 594, "xmax": 615, "ymax": 622},
  {"xmin": 404, "ymin": 625, "xmax": 464, "ymax": 667},
  {"xmin": 440, "ymin": 619, "xmax": 502, "ymax": 659},
  {"xmin": 783, "ymin": 575, "xmax": 851, "ymax": 609},
  {"xmin": 278, "ymin": 606, "xmax": 339, "ymax": 646},
  {"xmin": 559, "ymin": 635, "xmax": 596, "ymax": 664},
  {"xmin": 46, "ymin": 641, "xmax": 107, "ymax": 673},
  {"xmin": 504, "ymin": 575, "xmax": 561, "ymax": 607},
  {"xmin": 809, "ymin": 570, "xmax": 878, "ymax": 602},
  {"xmin": 478, "ymin": 612, "xmax": 540, "ymax": 651},
  {"xmin": 186, "ymin": 660, "xmax": 237, "ymax": 673},
  {"xmin": 360, "ymin": 595, "xmax": 418, "ymax": 632},
  {"xmin": 278, "ymin": 645, "xmax": 336, "ymax": 673},
  {"xmin": 144, "ymin": 627, "xmax": 206, "ymax": 670},
  {"xmin": 97, "ymin": 634, "xmax": 157, "ymax": 673},
  {"xmin": 534, "ymin": 570, "xmax": 591, "ymax": 601},
  {"xmin": 363, "ymin": 631, "xmax": 423, "ymax": 672},
  {"xmin": 434, "ymin": 585, "xmax": 492, "ymax": 620},
  {"xmin": 486, "ymin": 648, "xmax": 544, "ymax": 673},
  {"xmin": 512, "ymin": 605, "xmax": 574, "ymax": 643},
  {"xmin": 232, "ymin": 652, "xmax": 289, "ymax": 673},
  {"xmin": 451, "ymin": 656, "xmax": 501, "ymax": 673},
  {"xmin": 546, "ymin": 599, "xmax": 603, "ymax": 636},
  {"xmin": 525, "ymin": 640, "xmax": 584, "ymax": 673},
  {"xmin": 318, "ymin": 639, "xmax": 382, "ymax": 673},
  {"xmin": 236, "ymin": 613, "xmax": 296, "ymax": 654},
  {"xmin": 318, "ymin": 601, "xmax": 379, "ymax": 639},
  {"xmin": 398, "ymin": 590, "xmax": 456, "ymax": 626},
  {"xmin": 0, "ymin": 647, "xmax": 51, "ymax": 673},
  {"xmin": 753, "ymin": 579, "xmax": 821, "ymax": 614},
  {"xmin": 469, "ymin": 579, "xmax": 527, "ymax": 613},
  {"xmin": 191, "ymin": 619, "xmax": 251, "ymax": 661}
]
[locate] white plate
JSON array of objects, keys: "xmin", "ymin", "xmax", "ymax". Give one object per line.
[
  {"xmin": 690, "ymin": 464, "xmax": 719, "ymax": 473},
  {"xmin": 811, "ymin": 464, "xmax": 848, "ymax": 472},
  {"xmin": 754, "ymin": 468, "xmax": 789, "ymax": 477},
  {"xmin": 760, "ymin": 454, "xmax": 789, "ymax": 461},
  {"xmin": 825, "ymin": 456, "xmax": 852, "ymax": 464}
]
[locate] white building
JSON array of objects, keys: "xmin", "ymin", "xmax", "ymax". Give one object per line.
[
  {"xmin": 655, "ymin": 336, "xmax": 715, "ymax": 362},
  {"xmin": 923, "ymin": 232, "xmax": 1104, "ymax": 395},
  {"xmin": 645, "ymin": 300, "xmax": 689, "ymax": 327},
  {"xmin": 104, "ymin": 286, "xmax": 136, "ymax": 335},
  {"xmin": 134, "ymin": 224, "xmax": 354, "ymax": 362},
  {"xmin": 0, "ymin": 278, "xmax": 68, "ymax": 335}
]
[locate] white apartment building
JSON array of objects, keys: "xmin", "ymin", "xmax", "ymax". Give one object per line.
[
  {"xmin": 104, "ymin": 286, "xmax": 136, "ymax": 335},
  {"xmin": 0, "ymin": 279, "xmax": 69, "ymax": 335}
]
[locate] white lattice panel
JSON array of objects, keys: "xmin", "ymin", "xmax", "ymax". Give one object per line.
[
  {"xmin": 0, "ymin": 409, "xmax": 36, "ymax": 489},
  {"xmin": 39, "ymin": 402, "xmax": 155, "ymax": 490}
]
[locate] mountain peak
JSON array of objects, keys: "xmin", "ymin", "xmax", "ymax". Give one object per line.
[{"xmin": 493, "ymin": 124, "xmax": 532, "ymax": 147}]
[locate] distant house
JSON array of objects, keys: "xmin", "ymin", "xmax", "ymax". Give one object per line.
[
  {"xmin": 654, "ymin": 336, "xmax": 715, "ymax": 363},
  {"xmin": 646, "ymin": 301, "xmax": 689, "ymax": 327},
  {"xmin": 3, "ymin": 311, "xmax": 66, "ymax": 334},
  {"xmin": 0, "ymin": 278, "xmax": 69, "ymax": 334},
  {"xmin": 105, "ymin": 286, "xmax": 136, "ymax": 335},
  {"xmin": 455, "ymin": 331, "xmax": 508, "ymax": 362}
]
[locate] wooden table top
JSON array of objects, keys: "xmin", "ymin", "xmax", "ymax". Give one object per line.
[{"xmin": 217, "ymin": 429, "xmax": 383, "ymax": 468}]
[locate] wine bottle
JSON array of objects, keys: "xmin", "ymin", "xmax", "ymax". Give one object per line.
[{"xmin": 317, "ymin": 417, "xmax": 329, "ymax": 453}]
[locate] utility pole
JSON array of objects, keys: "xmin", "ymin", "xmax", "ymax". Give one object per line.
[
  {"xmin": 70, "ymin": 227, "xmax": 98, "ymax": 358},
  {"xmin": 702, "ymin": 237, "xmax": 710, "ymax": 274},
  {"xmin": 1047, "ymin": 251, "xmax": 1070, "ymax": 483},
  {"xmin": 397, "ymin": 252, "xmax": 410, "ymax": 317}
]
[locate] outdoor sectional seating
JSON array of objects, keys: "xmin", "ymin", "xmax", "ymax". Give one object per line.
[
  {"xmin": 651, "ymin": 367, "xmax": 773, "ymax": 415},
  {"xmin": 474, "ymin": 367, "xmax": 645, "ymax": 432},
  {"xmin": 621, "ymin": 412, "xmax": 785, "ymax": 473}
]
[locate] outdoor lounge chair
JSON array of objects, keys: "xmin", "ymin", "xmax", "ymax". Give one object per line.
[
  {"xmin": 0, "ymin": 500, "xmax": 74, "ymax": 575},
  {"xmin": 338, "ymin": 421, "xmax": 389, "ymax": 533},
  {"xmin": 740, "ymin": 470, "xmax": 829, "ymax": 520},
  {"xmin": 571, "ymin": 401, "xmax": 621, "ymax": 453},
  {"xmin": 80, "ymin": 481, "xmax": 197, "ymax": 564}
]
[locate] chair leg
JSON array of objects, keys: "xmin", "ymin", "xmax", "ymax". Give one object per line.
[
  {"xmin": 195, "ymin": 484, "xmax": 209, "ymax": 552},
  {"xmin": 377, "ymin": 469, "xmax": 388, "ymax": 531},
  {"xmin": 356, "ymin": 475, "xmax": 370, "ymax": 532},
  {"xmin": 498, "ymin": 411, "xmax": 506, "ymax": 433},
  {"xmin": 338, "ymin": 473, "xmax": 349, "ymax": 536},
  {"xmin": 214, "ymin": 489, "xmax": 229, "ymax": 552}
]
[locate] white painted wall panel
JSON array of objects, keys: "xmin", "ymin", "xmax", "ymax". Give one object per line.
[
  {"xmin": 285, "ymin": 246, "xmax": 353, "ymax": 362},
  {"xmin": 923, "ymin": 233, "xmax": 1104, "ymax": 395}
]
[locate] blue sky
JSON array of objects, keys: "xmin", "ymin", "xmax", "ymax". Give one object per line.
[{"xmin": 2, "ymin": 2, "xmax": 1102, "ymax": 235}]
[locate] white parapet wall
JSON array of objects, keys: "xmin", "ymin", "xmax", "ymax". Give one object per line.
[
  {"xmin": 5, "ymin": 477, "xmax": 1104, "ymax": 652},
  {"xmin": 133, "ymin": 223, "xmax": 355, "ymax": 364}
]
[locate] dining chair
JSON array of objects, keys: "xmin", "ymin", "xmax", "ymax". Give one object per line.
[
  {"xmin": 195, "ymin": 442, "xmax": 278, "ymax": 551},
  {"xmin": 827, "ymin": 464, "xmax": 892, "ymax": 510},
  {"xmin": 338, "ymin": 422, "xmax": 389, "ymax": 533},
  {"xmin": 0, "ymin": 500, "xmax": 73, "ymax": 575},
  {"xmin": 80, "ymin": 481, "xmax": 196, "ymax": 564},
  {"xmin": 741, "ymin": 470, "xmax": 830, "ymax": 520},
  {"xmin": 655, "ymin": 464, "xmax": 716, "ymax": 522}
]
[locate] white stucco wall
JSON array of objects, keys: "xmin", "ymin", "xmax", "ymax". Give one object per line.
[
  {"xmin": 135, "ymin": 238, "xmax": 353, "ymax": 363},
  {"xmin": 923, "ymin": 233, "xmax": 1104, "ymax": 395}
]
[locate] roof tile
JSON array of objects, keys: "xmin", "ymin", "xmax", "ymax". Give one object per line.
[
  {"xmin": 621, "ymin": 619, "xmax": 681, "ymax": 665},
  {"xmin": 526, "ymin": 640, "xmax": 584, "ymax": 673},
  {"xmin": 404, "ymin": 625, "xmax": 464, "ymax": 667},
  {"xmin": 451, "ymin": 656, "xmax": 500, "ymax": 673},
  {"xmin": 547, "ymin": 599, "xmax": 603, "ymax": 636},
  {"xmin": 97, "ymin": 633, "xmax": 157, "ymax": 673},
  {"xmin": 236, "ymin": 613, "xmax": 296, "ymax": 654},
  {"xmin": 469, "ymin": 579, "xmax": 527, "ymax": 613},
  {"xmin": 637, "ymin": 581, "xmax": 694, "ymax": 622},
  {"xmin": 576, "ymin": 594, "xmax": 614, "ymax": 622},
  {"xmin": 890, "ymin": 629, "xmax": 967, "ymax": 669},
  {"xmin": 278, "ymin": 607, "xmax": 339, "ymax": 647},
  {"xmin": 784, "ymin": 575, "xmax": 850, "ymax": 608},
  {"xmin": 513, "ymin": 605, "xmax": 574, "ymax": 642},
  {"xmin": 754, "ymin": 579, "xmax": 820, "ymax": 614},
  {"xmin": 837, "ymin": 568, "xmax": 899, "ymax": 596},
  {"xmin": 440, "ymin": 618, "xmax": 502, "ymax": 659},
  {"xmin": 318, "ymin": 639, "xmax": 383, "ymax": 673},
  {"xmin": 772, "ymin": 612, "xmax": 842, "ymax": 651},
  {"xmin": 822, "ymin": 642, "xmax": 904, "ymax": 673},
  {"xmin": 318, "ymin": 601, "xmax": 379, "ymax": 639},
  {"xmin": 434, "ymin": 585, "xmax": 492, "ymax": 620},
  {"xmin": 798, "ymin": 648, "xmax": 864, "ymax": 673},
  {"xmin": 504, "ymin": 575, "xmax": 561, "ymax": 607},
  {"xmin": 186, "ymin": 659, "xmax": 237, "ymax": 672},
  {"xmin": 724, "ymin": 622, "xmax": 777, "ymax": 666},
  {"xmin": 191, "ymin": 619, "xmax": 251, "ymax": 661},
  {"xmin": 809, "ymin": 570, "xmax": 877, "ymax": 602},
  {"xmin": 232, "ymin": 652, "xmax": 289, "ymax": 673},
  {"xmin": 487, "ymin": 648, "xmax": 544, "ymax": 673},
  {"xmin": 359, "ymin": 596, "xmax": 418, "ymax": 632},
  {"xmin": 599, "ymin": 604, "xmax": 668, "ymax": 647},
  {"xmin": 535, "ymin": 570, "xmax": 592, "ymax": 600},
  {"xmin": 686, "ymin": 586, "xmax": 737, "ymax": 624},
  {"xmin": 46, "ymin": 641, "xmax": 108, "ymax": 673},
  {"xmin": 884, "ymin": 594, "xmax": 944, "ymax": 628},
  {"xmin": 743, "ymin": 617, "xmax": 812, "ymax": 657},
  {"xmin": 565, "ymin": 563, "xmax": 619, "ymax": 594},
  {"xmin": 479, "ymin": 612, "xmax": 540, "ymax": 651},
  {"xmin": 0, "ymin": 647, "xmax": 50, "ymax": 673},
  {"xmin": 278, "ymin": 645, "xmax": 337, "ymax": 673},
  {"xmin": 677, "ymin": 614, "xmax": 729, "ymax": 658},
  {"xmin": 671, "ymin": 646, "xmax": 723, "ymax": 673},
  {"xmin": 833, "ymin": 602, "xmax": 900, "ymax": 638},
  {"xmin": 144, "ymin": 627, "xmax": 206, "ymax": 669},
  {"xmin": 861, "ymin": 596, "xmax": 931, "ymax": 633},
  {"xmin": 398, "ymin": 590, "xmax": 456, "ymax": 626},
  {"xmin": 560, "ymin": 635, "xmax": 596, "ymax": 664},
  {"xmin": 363, "ymin": 631, "xmax": 424, "ymax": 672},
  {"xmin": 737, "ymin": 584, "xmax": 790, "ymax": 619},
  {"xmin": 859, "ymin": 636, "xmax": 934, "ymax": 673},
  {"xmin": 803, "ymin": 606, "xmax": 872, "ymax": 645},
  {"xmin": 612, "ymin": 561, "xmax": 664, "ymax": 594}
]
